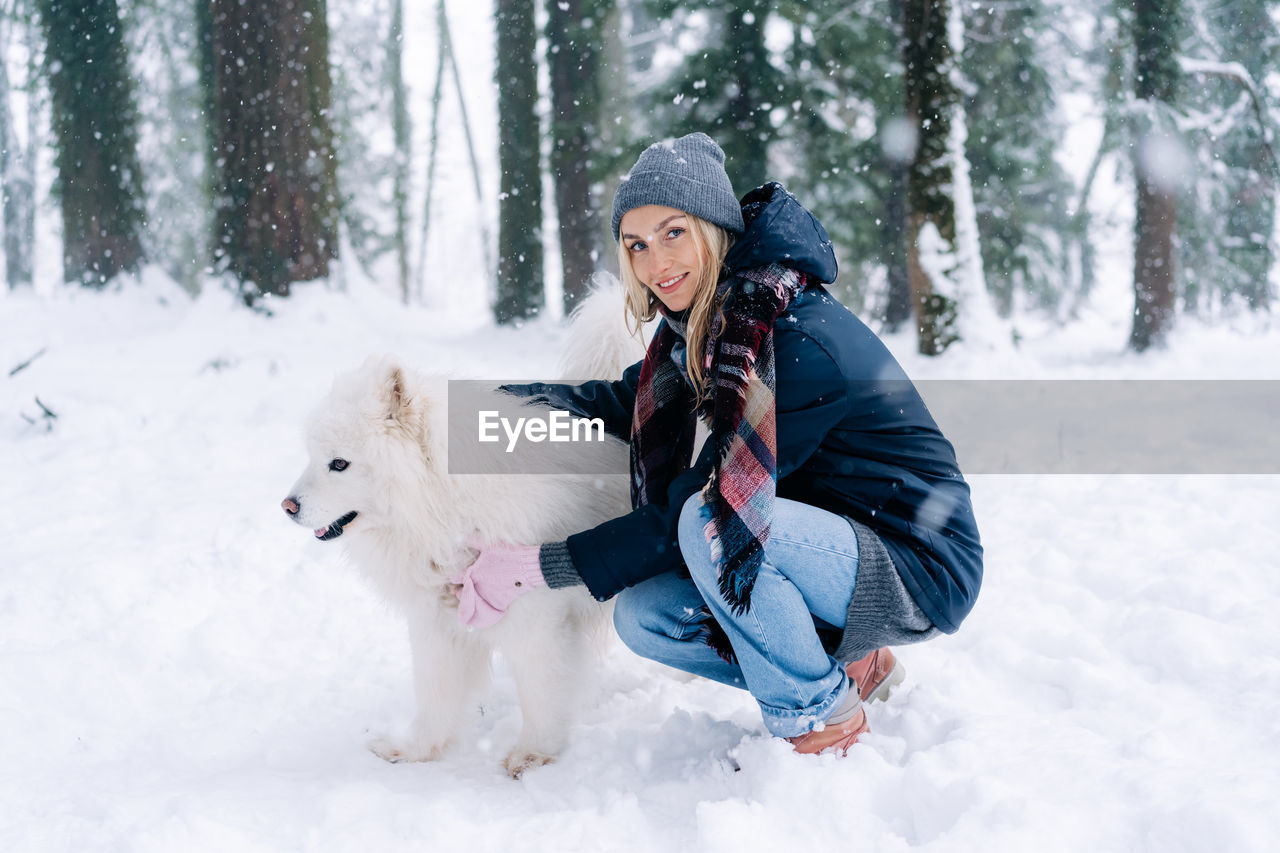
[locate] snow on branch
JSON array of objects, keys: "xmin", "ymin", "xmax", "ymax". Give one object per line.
[
  {"xmin": 1178, "ymin": 55, "xmax": 1279, "ymax": 182},
  {"xmin": 1178, "ymin": 58, "xmax": 1259, "ymax": 94}
]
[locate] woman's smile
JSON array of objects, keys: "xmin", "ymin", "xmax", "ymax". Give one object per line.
[{"xmin": 653, "ymin": 271, "xmax": 689, "ymax": 293}]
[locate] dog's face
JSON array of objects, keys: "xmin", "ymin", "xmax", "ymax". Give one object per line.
[
  {"xmin": 282, "ymin": 407, "xmax": 375, "ymax": 542},
  {"xmin": 282, "ymin": 358, "xmax": 429, "ymax": 542}
]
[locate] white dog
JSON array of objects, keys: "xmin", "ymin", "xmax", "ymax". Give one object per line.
[{"xmin": 283, "ymin": 286, "xmax": 641, "ymax": 777}]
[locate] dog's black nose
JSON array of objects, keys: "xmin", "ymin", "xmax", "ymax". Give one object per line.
[{"xmin": 282, "ymin": 497, "xmax": 300, "ymax": 516}]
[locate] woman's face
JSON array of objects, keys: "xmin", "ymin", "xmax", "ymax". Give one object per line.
[{"xmin": 619, "ymin": 205, "xmax": 705, "ymax": 312}]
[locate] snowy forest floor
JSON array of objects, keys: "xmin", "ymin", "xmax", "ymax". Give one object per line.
[{"xmin": 3, "ymin": 272, "xmax": 1279, "ymax": 852}]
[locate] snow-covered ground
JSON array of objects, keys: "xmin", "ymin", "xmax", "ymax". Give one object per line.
[{"xmin": 3, "ymin": 272, "xmax": 1279, "ymax": 852}]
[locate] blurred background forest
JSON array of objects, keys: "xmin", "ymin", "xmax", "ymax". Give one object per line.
[{"xmin": 1, "ymin": 0, "xmax": 1277, "ymax": 355}]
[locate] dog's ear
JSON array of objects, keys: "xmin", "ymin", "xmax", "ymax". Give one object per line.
[
  {"xmin": 376, "ymin": 360, "xmax": 437, "ymax": 462},
  {"xmin": 382, "ymin": 363, "xmax": 414, "ymax": 427}
]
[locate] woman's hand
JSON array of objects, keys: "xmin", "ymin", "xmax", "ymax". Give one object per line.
[{"xmin": 451, "ymin": 538, "xmax": 545, "ymax": 628}]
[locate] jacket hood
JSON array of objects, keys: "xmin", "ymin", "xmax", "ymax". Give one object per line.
[{"xmin": 723, "ymin": 182, "xmax": 838, "ymax": 284}]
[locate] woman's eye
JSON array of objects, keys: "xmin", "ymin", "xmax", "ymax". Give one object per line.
[
  {"xmin": 628, "ymin": 241, "xmax": 647, "ymax": 253},
  {"xmin": 667, "ymin": 228, "xmax": 684, "ymax": 239},
  {"xmin": 329, "ymin": 458, "xmax": 349, "ymax": 472}
]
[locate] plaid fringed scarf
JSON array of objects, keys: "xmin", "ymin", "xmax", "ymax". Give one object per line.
[{"xmin": 630, "ymin": 263, "xmax": 806, "ymax": 615}]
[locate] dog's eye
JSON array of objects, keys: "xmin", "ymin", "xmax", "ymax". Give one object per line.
[{"xmin": 329, "ymin": 458, "xmax": 350, "ymax": 472}]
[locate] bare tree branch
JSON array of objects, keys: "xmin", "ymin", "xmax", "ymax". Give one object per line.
[{"xmin": 8, "ymin": 347, "xmax": 47, "ymax": 377}]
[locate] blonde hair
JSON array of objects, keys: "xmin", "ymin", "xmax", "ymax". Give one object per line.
[{"xmin": 619, "ymin": 214, "xmax": 733, "ymax": 397}]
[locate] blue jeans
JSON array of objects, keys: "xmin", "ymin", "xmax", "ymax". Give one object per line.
[{"xmin": 613, "ymin": 494, "xmax": 860, "ymax": 738}]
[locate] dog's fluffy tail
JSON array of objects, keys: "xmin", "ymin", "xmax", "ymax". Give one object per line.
[{"xmin": 557, "ymin": 273, "xmax": 650, "ymax": 381}]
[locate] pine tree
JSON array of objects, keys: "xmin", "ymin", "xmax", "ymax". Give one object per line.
[
  {"xmin": 494, "ymin": 0, "xmax": 544, "ymax": 323},
  {"xmin": 962, "ymin": 0, "xmax": 1074, "ymax": 314},
  {"xmin": 592, "ymin": 0, "xmax": 635, "ymax": 267},
  {"xmin": 1176, "ymin": 0, "xmax": 1278, "ymax": 313},
  {"xmin": 201, "ymin": 0, "xmax": 340, "ymax": 302},
  {"xmin": 643, "ymin": 0, "xmax": 782, "ymax": 193},
  {"xmin": 720, "ymin": 0, "xmax": 774, "ymax": 190},
  {"xmin": 37, "ymin": 0, "xmax": 145, "ymax": 286},
  {"xmin": 774, "ymin": 0, "xmax": 907, "ymax": 321},
  {"xmin": 1064, "ymin": 10, "xmax": 1128, "ymax": 316},
  {"xmin": 130, "ymin": 0, "xmax": 211, "ymax": 294},
  {"xmin": 547, "ymin": 0, "xmax": 611, "ymax": 313},
  {"xmin": 1129, "ymin": 0, "xmax": 1183, "ymax": 351},
  {"xmin": 327, "ymin": 0, "xmax": 396, "ymax": 289}
]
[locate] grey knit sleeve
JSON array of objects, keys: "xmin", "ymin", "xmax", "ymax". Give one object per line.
[
  {"xmin": 538, "ymin": 541, "xmax": 585, "ymax": 589},
  {"xmin": 834, "ymin": 517, "xmax": 940, "ymax": 663}
]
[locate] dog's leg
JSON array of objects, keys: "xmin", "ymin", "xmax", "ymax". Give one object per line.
[
  {"xmin": 497, "ymin": 598, "xmax": 593, "ymax": 778},
  {"xmin": 369, "ymin": 608, "xmax": 491, "ymax": 763}
]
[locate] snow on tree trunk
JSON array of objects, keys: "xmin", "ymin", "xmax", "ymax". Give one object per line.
[
  {"xmin": 903, "ymin": 0, "xmax": 957, "ymax": 355},
  {"xmin": 903, "ymin": 0, "xmax": 1000, "ymax": 355},
  {"xmin": 944, "ymin": 0, "xmax": 1003, "ymax": 347}
]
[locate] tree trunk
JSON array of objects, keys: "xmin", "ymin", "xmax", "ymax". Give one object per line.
[
  {"xmin": 388, "ymin": 0, "xmax": 410, "ymax": 304},
  {"xmin": 0, "ymin": 22, "xmax": 34, "ymax": 289},
  {"xmin": 203, "ymin": 0, "xmax": 340, "ymax": 302},
  {"xmin": 1129, "ymin": 0, "xmax": 1181, "ymax": 350},
  {"xmin": 494, "ymin": 0, "xmax": 544, "ymax": 324},
  {"xmin": 22, "ymin": 7, "xmax": 38, "ymax": 284},
  {"xmin": 416, "ymin": 0, "xmax": 449, "ymax": 303},
  {"xmin": 878, "ymin": 0, "xmax": 909, "ymax": 327},
  {"xmin": 546, "ymin": 0, "xmax": 609, "ymax": 314},
  {"xmin": 38, "ymin": 0, "xmax": 145, "ymax": 286},
  {"xmin": 903, "ymin": 0, "xmax": 959, "ymax": 355},
  {"xmin": 882, "ymin": 161, "xmax": 912, "ymax": 329},
  {"xmin": 1130, "ymin": 176, "xmax": 1177, "ymax": 350}
]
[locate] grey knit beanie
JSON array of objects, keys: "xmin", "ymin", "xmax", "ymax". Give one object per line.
[{"xmin": 611, "ymin": 133, "xmax": 745, "ymax": 240}]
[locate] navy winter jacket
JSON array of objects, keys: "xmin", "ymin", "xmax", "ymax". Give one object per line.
[{"xmin": 512, "ymin": 184, "xmax": 983, "ymax": 634}]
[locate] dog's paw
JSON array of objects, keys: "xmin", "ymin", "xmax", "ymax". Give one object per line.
[
  {"xmin": 368, "ymin": 734, "xmax": 445, "ymax": 764},
  {"xmin": 502, "ymin": 749, "xmax": 554, "ymax": 779}
]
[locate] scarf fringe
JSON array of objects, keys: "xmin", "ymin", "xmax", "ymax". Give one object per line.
[{"xmin": 700, "ymin": 607, "xmax": 738, "ymax": 665}]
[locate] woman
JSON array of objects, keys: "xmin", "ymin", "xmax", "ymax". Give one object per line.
[{"xmin": 453, "ymin": 133, "xmax": 982, "ymax": 755}]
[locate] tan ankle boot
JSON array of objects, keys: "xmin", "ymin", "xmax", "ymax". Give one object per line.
[
  {"xmin": 845, "ymin": 647, "xmax": 905, "ymax": 703},
  {"xmin": 786, "ymin": 707, "xmax": 870, "ymax": 756}
]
